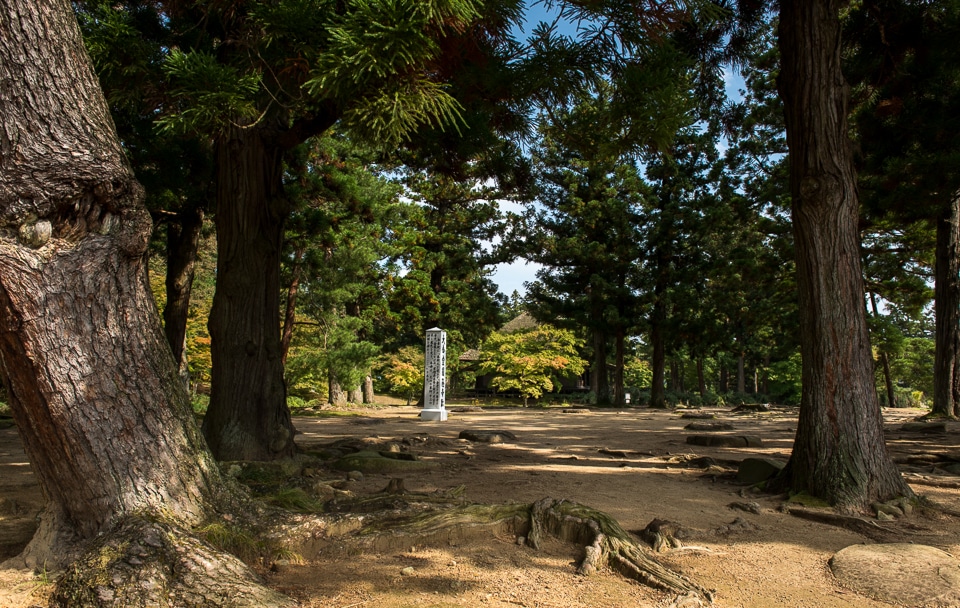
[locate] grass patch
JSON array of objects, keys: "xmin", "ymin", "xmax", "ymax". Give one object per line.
[
  {"xmin": 195, "ymin": 522, "xmax": 264, "ymax": 562},
  {"xmin": 786, "ymin": 491, "xmax": 831, "ymax": 508},
  {"xmin": 265, "ymin": 488, "xmax": 325, "ymax": 513}
]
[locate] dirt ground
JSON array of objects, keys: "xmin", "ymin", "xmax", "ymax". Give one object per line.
[{"xmin": 3, "ymin": 403, "xmax": 960, "ymax": 607}]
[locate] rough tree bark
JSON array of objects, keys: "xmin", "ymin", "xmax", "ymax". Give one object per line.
[
  {"xmin": 775, "ymin": 0, "xmax": 914, "ymax": 509},
  {"xmin": 203, "ymin": 121, "xmax": 296, "ymax": 461},
  {"xmin": 163, "ymin": 204, "xmax": 204, "ymax": 386},
  {"xmin": 932, "ymin": 192, "xmax": 960, "ymax": 417},
  {"xmin": 591, "ymin": 329, "xmax": 611, "ymax": 405},
  {"xmin": 0, "ymin": 2, "xmax": 292, "ymax": 604}
]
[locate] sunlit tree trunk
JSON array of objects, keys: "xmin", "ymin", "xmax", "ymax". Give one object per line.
[
  {"xmin": 203, "ymin": 122, "xmax": 296, "ymax": 461},
  {"xmin": 775, "ymin": 0, "xmax": 913, "ymax": 509},
  {"xmin": 0, "ymin": 0, "xmax": 224, "ymax": 567}
]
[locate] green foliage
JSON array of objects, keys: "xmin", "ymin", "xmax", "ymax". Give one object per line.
[
  {"xmin": 764, "ymin": 353, "xmax": 802, "ymax": 405},
  {"xmin": 190, "ymin": 394, "xmax": 210, "ymax": 416},
  {"xmin": 887, "ymin": 337, "xmax": 935, "ymax": 406},
  {"xmin": 282, "ymin": 135, "xmax": 401, "ymax": 400},
  {"xmin": 477, "ymin": 325, "xmax": 586, "ymax": 404},
  {"xmin": 378, "ymin": 346, "xmax": 425, "ymax": 405},
  {"xmin": 381, "ymin": 168, "xmax": 508, "ymax": 352},
  {"xmin": 157, "ymin": 50, "xmax": 261, "ymax": 135},
  {"xmin": 623, "ymin": 356, "xmax": 653, "ymax": 391}
]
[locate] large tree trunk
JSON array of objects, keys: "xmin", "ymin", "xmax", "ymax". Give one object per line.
[
  {"xmin": 203, "ymin": 123, "xmax": 296, "ymax": 461},
  {"xmin": 0, "ymin": 8, "xmax": 290, "ymax": 606},
  {"xmin": 591, "ymin": 330, "xmax": 611, "ymax": 405},
  {"xmin": 932, "ymin": 192, "xmax": 960, "ymax": 417},
  {"xmin": 164, "ymin": 204, "xmax": 205, "ymax": 387},
  {"xmin": 0, "ymin": 0, "xmax": 222, "ymax": 567},
  {"xmin": 775, "ymin": 0, "xmax": 913, "ymax": 509}
]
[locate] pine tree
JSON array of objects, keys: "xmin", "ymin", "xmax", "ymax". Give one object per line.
[{"xmin": 845, "ymin": 0, "xmax": 960, "ymax": 417}]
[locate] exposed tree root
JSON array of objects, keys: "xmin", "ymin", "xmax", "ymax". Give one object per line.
[
  {"xmin": 786, "ymin": 507, "xmax": 900, "ymax": 543},
  {"xmin": 51, "ymin": 516, "xmax": 295, "ymax": 608},
  {"xmin": 903, "ymin": 473, "xmax": 960, "ymax": 490},
  {"xmin": 43, "ymin": 487, "xmax": 712, "ymax": 606},
  {"xmin": 327, "ymin": 495, "xmax": 713, "ymax": 605}
]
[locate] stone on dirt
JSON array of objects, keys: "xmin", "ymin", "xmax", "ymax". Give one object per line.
[
  {"xmin": 459, "ymin": 430, "xmax": 517, "ymax": 443},
  {"xmin": 731, "ymin": 403, "xmax": 771, "ymax": 413},
  {"xmin": 686, "ymin": 435, "xmax": 764, "ymax": 448},
  {"xmin": 684, "ymin": 422, "xmax": 735, "ymax": 432},
  {"xmin": 900, "ymin": 421, "xmax": 948, "ymax": 434},
  {"xmin": 735, "ymin": 457, "xmax": 786, "ymax": 483},
  {"xmin": 680, "ymin": 412, "xmax": 716, "ymax": 420},
  {"xmin": 830, "ymin": 543, "xmax": 960, "ymax": 606}
]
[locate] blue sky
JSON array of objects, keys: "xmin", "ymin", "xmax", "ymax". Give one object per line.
[{"xmin": 487, "ymin": 5, "xmax": 747, "ymax": 297}]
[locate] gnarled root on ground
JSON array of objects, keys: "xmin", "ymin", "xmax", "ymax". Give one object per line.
[
  {"xmin": 332, "ymin": 495, "xmax": 713, "ymax": 605},
  {"xmin": 51, "ymin": 516, "xmax": 294, "ymax": 608}
]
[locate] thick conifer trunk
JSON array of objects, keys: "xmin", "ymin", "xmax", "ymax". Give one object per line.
[
  {"xmin": 164, "ymin": 205, "xmax": 204, "ymax": 386},
  {"xmin": 776, "ymin": 0, "xmax": 913, "ymax": 509},
  {"xmin": 591, "ymin": 330, "xmax": 611, "ymax": 405},
  {"xmin": 0, "ymin": 0, "xmax": 225, "ymax": 567},
  {"xmin": 932, "ymin": 193, "xmax": 960, "ymax": 417},
  {"xmin": 650, "ymin": 303, "xmax": 667, "ymax": 408},
  {"xmin": 203, "ymin": 123, "xmax": 296, "ymax": 461}
]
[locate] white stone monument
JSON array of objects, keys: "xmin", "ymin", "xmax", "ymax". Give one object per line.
[{"xmin": 420, "ymin": 327, "xmax": 448, "ymax": 421}]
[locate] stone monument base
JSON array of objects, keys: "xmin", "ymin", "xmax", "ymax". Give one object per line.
[{"xmin": 420, "ymin": 408, "xmax": 448, "ymax": 421}]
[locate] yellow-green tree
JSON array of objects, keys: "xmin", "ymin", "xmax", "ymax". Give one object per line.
[
  {"xmin": 478, "ymin": 326, "xmax": 586, "ymax": 406},
  {"xmin": 380, "ymin": 347, "xmax": 425, "ymax": 406}
]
